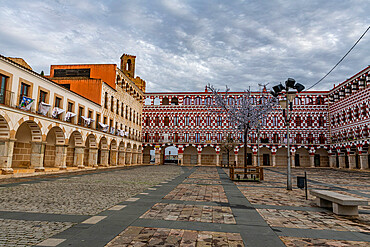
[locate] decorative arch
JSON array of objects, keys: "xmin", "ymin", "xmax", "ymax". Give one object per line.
[
  {"xmin": 184, "ymin": 146, "xmax": 197, "ymax": 165},
  {"xmin": 110, "ymin": 139, "xmax": 117, "ymax": 151},
  {"xmin": 0, "ymin": 114, "xmax": 10, "ymax": 139},
  {"xmin": 68, "ymin": 131, "xmax": 83, "ymax": 147},
  {"xmin": 201, "ymin": 146, "xmax": 216, "ymax": 165}
]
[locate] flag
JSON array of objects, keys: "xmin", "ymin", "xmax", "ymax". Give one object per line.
[
  {"xmin": 52, "ymin": 107, "xmax": 65, "ymax": 118},
  {"xmin": 19, "ymin": 96, "xmax": 34, "ymax": 110},
  {"xmin": 38, "ymin": 102, "xmax": 51, "ymax": 116},
  {"xmin": 99, "ymin": 122, "xmax": 109, "ymax": 132},
  {"xmin": 81, "ymin": 116, "xmax": 94, "ymax": 126},
  {"xmin": 64, "ymin": 112, "xmax": 77, "ymax": 121},
  {"xmin": 110, "ymin": 127, "xmax": 115, "ymax": 135}
]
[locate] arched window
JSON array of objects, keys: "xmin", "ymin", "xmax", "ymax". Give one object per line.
[
  {"xmin": 171, "ymin": 97, "xmax": 178, "ymax": 105},
  {"xmin": 162, "ymin": 97, "xmax": 169, "ymax": 105},
  {"xmin": 305, "ymin": 97, "xmax": 313, "ymax": 105},
  {"xmin": 154, "ymin": 97, "xmax": 160, "ymax": 105},
  {"xmin": 144, "ymin": 98, "xmax": 152, "ymax": 105},
  {"xmin": 237, "ymin": 97, "xmax": 244, "ymax": 105},
  {"xmin": 228, "ymin": 97, "xmax": 235, "ymax": 105},
  {"xmin": 273, "ymin": 134, "xmax": 279, "ymax": 143},
  {"xmin": 195, "ymin": 116, "xmax": 201, "ymax": 125},
  {"xmin": 316, "ymin": 97, "xmax": 324, "ymax": 105},
  {"xmin": 259, "ymin": 97, "xmax": 267, "ymax": 104},
  {"xmin": 294, "ymin": 97, "xmax": 301, "ymax": 105},
  {"xmin": 194, "ymin": 97, "xmax": 202, "ymax": 105},
  {"xmin": 183, "ymin": 97, "xmax": 191, "ymax": 105},
  {"xmin": 217, "ymin": 116, "xmax": 222, "ymax": 126},
  {"xmin": 126, "ymin": 59, "xmax": 131, "ymax": 71},
  {"xmin": 204, "ymin": 97, "xmax": 212, "ymax": 105}
]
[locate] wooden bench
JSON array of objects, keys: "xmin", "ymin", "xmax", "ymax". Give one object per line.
[
  {"xmin": 229, "ymin": 166, "xmax": 264, "ymax": 181},
  {"xmin": 310, "ymin": 189, "xmax": 368, "ymax": 216}
]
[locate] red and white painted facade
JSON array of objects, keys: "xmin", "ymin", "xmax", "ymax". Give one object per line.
[{"xmin": 142, "ymin": 66, "xmax": 370, "ymax": 170}]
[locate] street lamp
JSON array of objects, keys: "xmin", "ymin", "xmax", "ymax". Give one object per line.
[{"xmin": 270, "ymin": 78, "xmax": 305, "ymax": 190}]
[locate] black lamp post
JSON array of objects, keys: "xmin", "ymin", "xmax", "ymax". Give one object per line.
[{"xmin": 270, "ymin": 78, "xmax": 305, "ymax": 190}]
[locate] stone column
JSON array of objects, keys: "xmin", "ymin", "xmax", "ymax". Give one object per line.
[
  {"xmin": 234, "ymin": 151, "xmax": 238, "ymax": 166},
  {"xmin": 0, "ymin": 138, "xmax": 15, "ymax": 174},
  {"xmin": 216, "ymin": 152, "xmax": 220, "ymax": 166},
  {"xmin": 271, "ymin": 153, "xmax": 276, "ymax": 167},
  {"xmin": 291, "ymin": 152, "xmax": 295, "ymax": 168},
  {"xmin": 155, "ymin": 148, "xmax": 161, "ymax": 165},
  {"xmin": 138, "ymin": 152, "xmax": 143, "ymax": 164},
  {"xmin": 88, "ymin": 148, "xmax": 98, "ymax": 167},
  {"xmin": 329, "ymin": 155, "xmax": 336, "ymax": 168},
  {"xmin": 338, "ymin": 154, "xmax": 346, "ymax": 168},
  {"xmin": 100, "ymin": 149, "xmax": 109, "ymax": 167},
  {"xmin": 177, "ymin": 153, "xmax": 183, "ymax": 166},
  {"xmin": 348, "ymin": 154, "xmax": 356, "ymax": 169},
  {"xmin": 31, "ymin": 141, "xmax": 45, "ymax": 172},
  {"xmin": 359, "ymin": 154, "xmax": 369, "ymax": 170},
  {"xmin": 55, "ymin": 144, "xmax": 67, "ymax": 170},
  {"xmin": 309, "ymin": 154, "xmax": 315, "ymax": 167},
  {"xmin": 252, "ymin": 153, "xmax": 257, "ymax": 166},
  {"xmin": 74, "ymin": 146, "xmax": 85, "ymax": 168},
  {"xmin": 118, "ymin": 151, "xmax": 126, "ymax": 166},
  {"xmin": 197, "ymin": 151, "xmax": 202, "ymax": 166}
]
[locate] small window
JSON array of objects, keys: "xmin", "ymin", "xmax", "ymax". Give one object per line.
[
  {"xmin": 318, "ymin": 116, "xmax": 324, "ymax": 126},
  {"xmin": 78, "ymin": 106, "xmax": 84, "ymax": 125},
  {"xmin": 316, "ymin": 97, "xmax": 324, "ymax": 105},
  {"xmin": 162, "ymin": 97, "xmax": 169, "ymax": 105},
  {"xmin": 183, "ymin": 97, "xmax": 191, "ymax": 105},
  {"xmin": 171, "ymin": 97, "xmax": 178, "ymax": 105},
  {"xmin": 164, "ymin": 116, "xmax": 169, "ymax": 126},
  {"xmin": 19, "ymin": 82, "xmax": 31, "ymax": 104},
  {"xmin": 194, "ymin": 97, "xmax": 202, "ymax": 105},
  {"xmin": 204, "ymin": 97, "xmax": 212, "ymax": 105},
  {"xmin": 228, "ymin": 97, "xmax": 235, "ymax": 105},
  {"xmin": 217, "ymin": 116, "xmax": 222, "ymax": 126},
  {"xmin": 307, "ymin": 116, "xmax": 312, "ymax": 126},
  {"xmin": 174, "ymin": 116, "xmax": 178, "ymax": 126},
  {"xmin": 185, "ymin": 116, "xmax": 189, "ymax": 126},
  {"xmin": 116, "ymin": 100, "xmax": 119, "ymax": 114},
  {"xmin": 206, "ymin": 116, "xmax": 211, "ymax": 126},
  {"xmin": 104, "ymin": 92, "xmax": 108, "ymax": 109},
  {"xmin": 67, "ymin": 102, "xmax": 73, "ymax": 112},
  {"xmin": 155, "ymin": 117, "xmax": 159, "ymax": 126},
  {"xmin": 295, "ymin": 116, "xmax": 301, "ymax": 126},
  {"xmin": 55, "ymin": 97, "xmax": 62, "ymax": 108},
  {"xmin": 195, "ymin": 133, "xmax": 200, "ymax": 142},
  {"xmin": 110, "ymin": 96, "xmax": 114, "ymax": 112},
  {"xmin": 39, "ymin": 90, "xmax": 47, "ymax": 103}
]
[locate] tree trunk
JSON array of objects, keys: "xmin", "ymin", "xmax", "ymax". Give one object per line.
[{"xmin": 244, "ymin": 128, "xmax": 248, "ymax": 178}]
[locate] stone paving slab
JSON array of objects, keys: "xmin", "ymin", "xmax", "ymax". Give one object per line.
[
  {"xmin": 140, "ymin": 202, "xmax": 236, "ymax": 224},
  {"xmin": 105, "ymin": 226, "xmax": 244, "ymax": 247},
  {"xmin": 258, "ymin": 208, "xmax": 370, "ymax": 232},
  {"xmin": 164, "ymin": 184, "xmax": 228, "ymax": 203},
  {"xmin": 280, "ymin": 236, "xmax": 370, "ymax": 246}
]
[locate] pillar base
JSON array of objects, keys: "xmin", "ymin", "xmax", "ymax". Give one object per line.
[
  {"xmin": 59, "ymin": 167, "xmax": 67, "ymax": 170},
  {"xmin": 1, "ymin": 168, "xmax": 14, "ymax": 175},
  {"xmin": 77, "ymin": 165, "xmax": 85, "ymax": 169},
  {"xmin": 35, "ymin": 168, "xmax": 45, "ymax": 172}
]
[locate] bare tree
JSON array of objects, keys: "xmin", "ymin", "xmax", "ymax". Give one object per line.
[{"xmin": 206, "ymin": 84, "xmax": 277, "ymax": 170}]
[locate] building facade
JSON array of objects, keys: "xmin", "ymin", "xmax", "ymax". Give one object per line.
[
  {"xmin": 0, "ymin": 54, "xmax": 144, "ymax": 174},
  {"xmin": 142, "ymin": 66, "xmax": 370, "ymax": 170}
]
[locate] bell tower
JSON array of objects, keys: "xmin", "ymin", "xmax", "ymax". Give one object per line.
[{"xmin": 120, "ymin": 54, "xmax": 136, "ymax": 78}]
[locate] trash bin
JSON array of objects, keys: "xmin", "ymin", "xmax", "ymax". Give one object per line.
[{"xmin": 297, "ymin": 176, "xmax": 305, "ymax": 189}]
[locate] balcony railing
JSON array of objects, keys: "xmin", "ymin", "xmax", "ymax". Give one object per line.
[{"xmin": 0, "ymin": 90, "xmax": 15, "ymax": 107}]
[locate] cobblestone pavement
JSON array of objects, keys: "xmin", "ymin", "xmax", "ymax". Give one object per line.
[
  {"xmin": 0, "ymin": 219, "xmax": 73, "ymax": 247},
  {"xmin": 106, "ymin": 226, "xmax": 244, "ymax": 247},
  {"xmin": 233, "ymin": 167, "xmax": 370, "ymax": 246},
  {"xmin": 140, "ymin": 203, "xmax": 236, "ymax": 224},
  {"xmin": 164, "ymin": 184, "xmax": 228, "ymax": 202},
  {"xmin": 0, "ymin": 166, "xmax": 181, "ymax": 215}
]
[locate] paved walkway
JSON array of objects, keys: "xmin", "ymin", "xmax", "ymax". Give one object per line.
[{"xmin": 0, "ymin": 166, "xmax": 369, "ymax": 246}]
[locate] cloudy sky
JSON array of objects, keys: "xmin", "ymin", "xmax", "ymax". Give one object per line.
[{"xmin": 0, "ymin": 0, "xmax": 369, "ymax": 92}]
